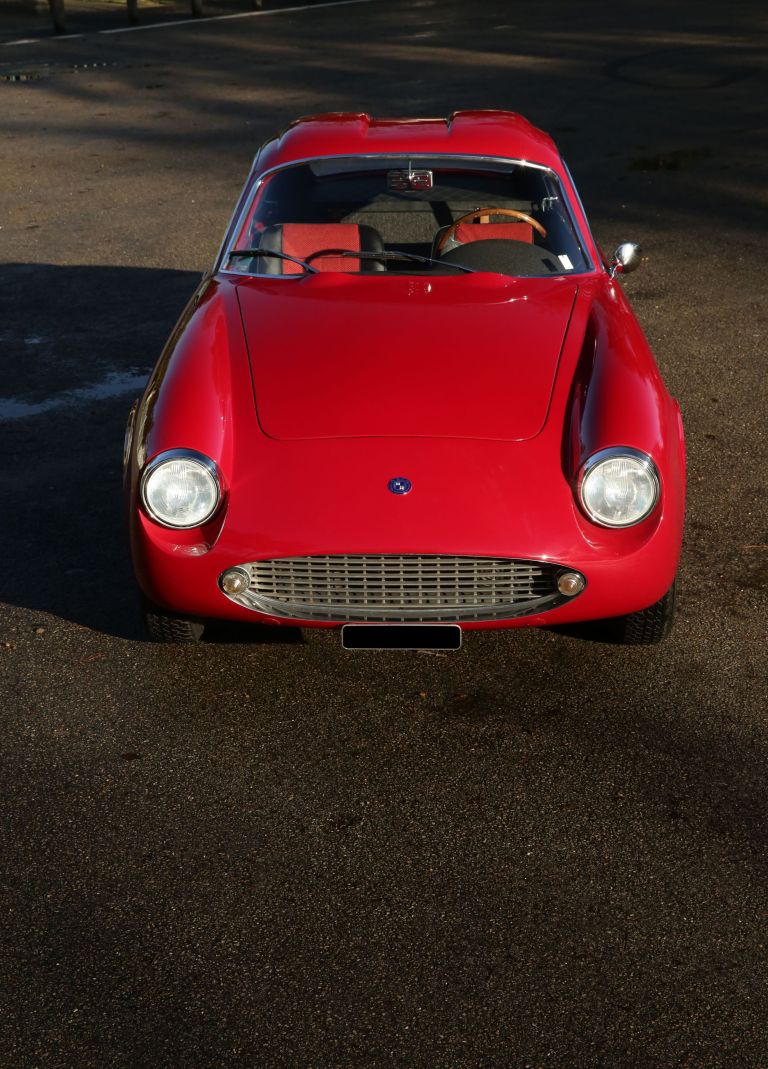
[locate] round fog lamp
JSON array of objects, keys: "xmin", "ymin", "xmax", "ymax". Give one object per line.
[
  {"xmin": 558, "ymin": 572, "xmax": 585, "ymax": 597},
  {"xmin": 221, "ymin": 568, "xmax": 250, "ymax": 596}
]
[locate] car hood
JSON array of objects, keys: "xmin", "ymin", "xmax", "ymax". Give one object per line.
[{"xmin": 236, "ymin": 273, "xmax": 578, "ymax": 441}]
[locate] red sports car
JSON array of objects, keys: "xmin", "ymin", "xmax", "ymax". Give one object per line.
[{"xmin": 125, "ymin": 111, "xmax": 685, "ymax": 649}]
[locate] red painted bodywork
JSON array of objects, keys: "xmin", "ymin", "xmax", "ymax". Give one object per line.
[
  {"xmin": 238, "ymin": 275, "xmax": 576, "ymax": 442},
  {"xmin": 127, "ymin": 112, "xmax": 685, "ymax": 631}
]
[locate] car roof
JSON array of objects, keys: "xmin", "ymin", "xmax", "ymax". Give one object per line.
[{"xmin": 254, "ymin": 111, "xmax": 563, "ymax": 174}]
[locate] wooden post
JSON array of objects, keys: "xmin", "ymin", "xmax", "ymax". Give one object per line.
[
  {"xmin": 127, "ymin": 0, "xmax": 139, "ymax": 23},
  {"xmin": 190, "ymin": 0, "xmax": 204, "ymax": 15},
  {"xmin": 48, "ymin": 0, "xmax": 66, "ymax": 33}
]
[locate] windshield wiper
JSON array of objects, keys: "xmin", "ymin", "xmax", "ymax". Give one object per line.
[
  {"xmin": 227, "ymin": 247, "xmax": 477, "ymax": 275},
  {"xmin": 227, "ymin": 249, "xmax": 318, "ymax": 273},
  {"xmin": 306, "ymin": 248, "xmax": 477, "ymax": 273}
]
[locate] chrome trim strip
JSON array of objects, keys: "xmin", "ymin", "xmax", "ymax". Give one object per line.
[
  {"xmin": 122, "ymin": 399, "xmax": 138, "ymax": 479},
  {"xmin": 215, "ymin": 152, "xmax": 596, "ymax": 278},
  {"xmin": 211, "ymin": 170, "xmax": 259, "ymax": 277},
  {"xmin": 562, "ymin": 158, "xmax": 599, "ymax": 269}
]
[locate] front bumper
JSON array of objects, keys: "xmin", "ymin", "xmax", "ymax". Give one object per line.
[
  {"xmin": 132, "ymin": 525, "xmax": 680, "ymax": 630},
  {"xmin": 130, "ymin": 436, "xmax": 683, "ymax": 629},
  {"xmin": 216, "ymin": 553, "xmax": 586, "ymax": 622}
]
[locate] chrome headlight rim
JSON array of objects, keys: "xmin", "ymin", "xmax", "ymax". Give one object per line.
[
  {"xmin": 140, "ymin": 448, "xmax": 222, "ymax": 530},
  {"xmin": 578, "ymin": 447, "xmax": 660, "ymax": 529}
]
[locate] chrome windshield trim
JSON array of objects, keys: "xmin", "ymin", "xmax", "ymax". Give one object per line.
[
  {"xmin": 211, "ymin": 170, "xmax": 259, "ymax": 278},
  {"xmin": 214, "ymin": 152, "xmax": 595, "ymax": 278},
  {"xmin": 562, "ymin": 158, "xmax": 600, "ymax": 271}
]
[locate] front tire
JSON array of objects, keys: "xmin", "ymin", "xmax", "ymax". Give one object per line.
[
  {"xmin": 141, "ymin": 595, "xmax": 205, "ymax": 643},
  {"xmin": 610, "ymin": 580, "xmax": 676, "ymax": 645}
]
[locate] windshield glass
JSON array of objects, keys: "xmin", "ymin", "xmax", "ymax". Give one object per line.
[{"xmin": 223, "ymin": 156, "xmax": 591, "ymax": 278}]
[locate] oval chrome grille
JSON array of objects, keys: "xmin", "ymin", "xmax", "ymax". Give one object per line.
[{"xmin": 220, "ymin": 555, "xmax": 582, "ymax": 622}]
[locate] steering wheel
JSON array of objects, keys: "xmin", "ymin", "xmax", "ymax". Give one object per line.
[{"xmin": 436, "ymin": 206, "xmax": 547, "ymax": 254}]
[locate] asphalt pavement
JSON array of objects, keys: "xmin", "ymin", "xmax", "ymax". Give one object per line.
[{"xmin": 1, "ymin": 1, "xmax": 767, "ymax": 1065}]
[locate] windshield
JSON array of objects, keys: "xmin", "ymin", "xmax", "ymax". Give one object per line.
[{"xmin": 223, "ymin": 155, "xmax": 591, "ymax": 278}]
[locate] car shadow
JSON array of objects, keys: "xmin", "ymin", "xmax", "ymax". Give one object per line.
[
  {"xmin": 545, "ymin": 620, "xmax": 623, "ymax": 644},
  {"xmin": 204, "ymin": 621, "xmax": 305, "ymax": 644}
]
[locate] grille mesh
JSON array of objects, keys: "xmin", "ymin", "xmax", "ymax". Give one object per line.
[{"xmin": 228, "ymin": 555, "xmax": 572, "ymax": 622}]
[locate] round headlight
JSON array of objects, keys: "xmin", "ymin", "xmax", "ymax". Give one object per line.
[
  {"xmin": 579, "ymin": 449, "xmax": 659, "ymax": 528},
  {"xmin": 141, "ymin": 450, "xmax": 220, "ymax": 529}
]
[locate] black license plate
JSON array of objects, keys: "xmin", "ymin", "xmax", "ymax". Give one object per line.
[{"xmin": 341, "ymin": 624, "xmax": 462, "ymax": 651}]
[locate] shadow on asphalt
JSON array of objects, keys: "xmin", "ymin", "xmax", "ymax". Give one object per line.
[
  {"xmin": 1, "ymin": 1, "xmax": 764, "ymax": 641},
  {"xmin": 0, "ymin": 0, "xmax": 315, "ymax": 45},
  {"xmin": 2, "ymin": 11, "xmax": 764, "ymax": 246},
  {"xmin": 0, "ymin": 263, "xmax": 200, "ymax": 639},
  {"xmin": 2, "ymin": 7, "xmax": 768, "ymax": 1062}
]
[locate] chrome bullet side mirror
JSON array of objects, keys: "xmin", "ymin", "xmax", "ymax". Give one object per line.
[{"xmin": 609, "ymin": 242, "xmax": 642, "ymax": 278}]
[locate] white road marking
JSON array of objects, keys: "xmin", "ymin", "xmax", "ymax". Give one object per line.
[
  {"xmin": 3, "ymin": 0, "xmax": 379, "ymax": 46},
  {"xmin": 0, "ymin": 369, "xmax": 148, "ymax": 421}
]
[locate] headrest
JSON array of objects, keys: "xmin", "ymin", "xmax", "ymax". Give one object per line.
[{"xmin": 279, "ymin": 224, "xmax": 362, "ymax": 273}]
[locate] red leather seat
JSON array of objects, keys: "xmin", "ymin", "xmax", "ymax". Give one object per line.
[{"xmin": 256, "ymin": 223, "xmax": 386, "ymax": 274}]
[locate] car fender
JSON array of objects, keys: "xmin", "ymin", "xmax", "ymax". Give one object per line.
[{"xmin": 561, "ymin": 278, "xmax": 685, "ymax": 560}]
